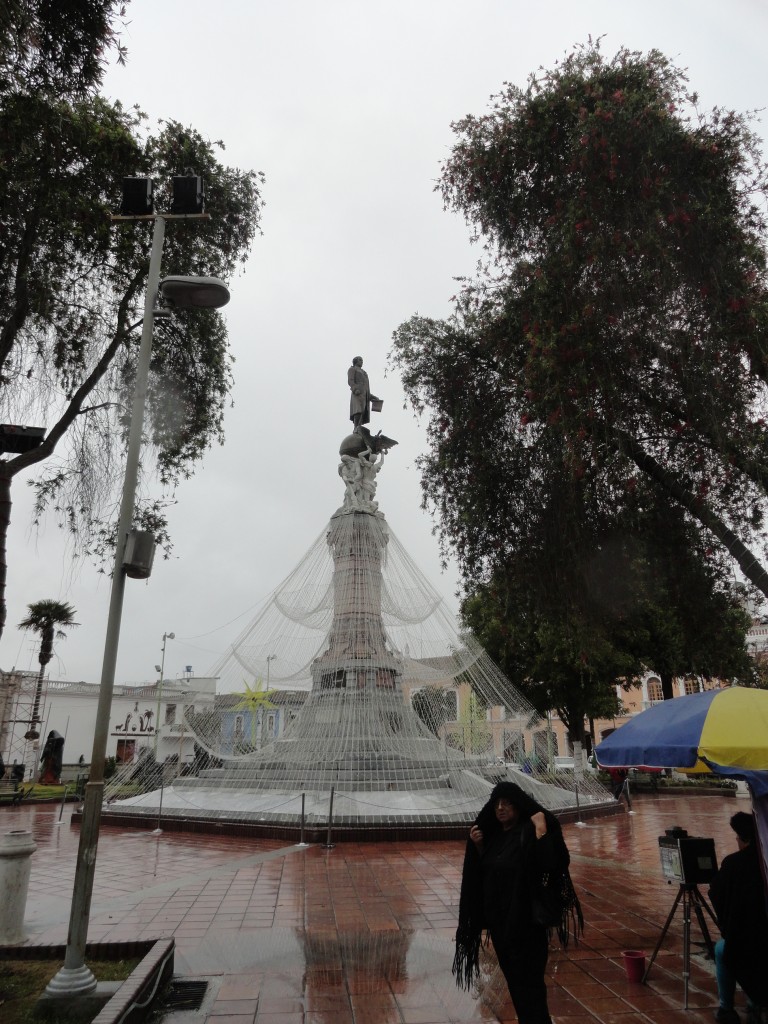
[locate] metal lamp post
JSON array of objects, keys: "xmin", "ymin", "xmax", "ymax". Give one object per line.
[
  {"xmin": 153, "ymin": 631, "xmax": 175, "ymax": 758},
  {"xmin": 260, "ymin": 654, "xmax": 277, "ymax": 749},
  {"xmin": 45, "ymin": 180, "xmax": 229, "ymax": 1001}
]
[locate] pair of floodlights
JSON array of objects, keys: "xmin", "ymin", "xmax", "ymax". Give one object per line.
[{"xmin": 120, "ymin": 174, "xmax": 205, "ymax": 217}]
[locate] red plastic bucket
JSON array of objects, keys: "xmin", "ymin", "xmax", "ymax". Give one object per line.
[{"xmin": 622, "ymin": 950, "xmax": 646, "ymax": 982}]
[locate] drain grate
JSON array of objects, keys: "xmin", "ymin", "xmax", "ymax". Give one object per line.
[{"xmin": 157, "ymin": 979, "xmax": 209, "ymax": 1012}]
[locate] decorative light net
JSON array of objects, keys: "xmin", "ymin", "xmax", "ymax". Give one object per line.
[{"xmin": 104, "ymin": 454, "xmax": 612, "ymax": 833}]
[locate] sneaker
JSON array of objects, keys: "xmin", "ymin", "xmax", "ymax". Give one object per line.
[{"xmin": 715, "ymin": 1010, "xmax": 741, "ymax": 1024}]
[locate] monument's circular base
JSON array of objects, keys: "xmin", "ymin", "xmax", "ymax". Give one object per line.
[{"xmin": 77, "ymin": 797, "xmax": 623, "ymax": 843}]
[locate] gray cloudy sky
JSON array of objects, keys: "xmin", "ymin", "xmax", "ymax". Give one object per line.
[{"xmin": 2, "ymin": 0, "xmax": 766, "ymax": 688}]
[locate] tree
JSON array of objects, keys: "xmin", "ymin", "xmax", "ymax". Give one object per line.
[
  {"xmin": 462, "ymin": 570, "xmax": 631, "ymax": 745},
  {"xmin": 462, "ymin": 500, "xmax": 754, "ymax": 738},
  {"xmin": 446, "ymin": 688, "xmax": 491, "ymax": 755},
  {"xmin": 411, "ymin": 684, "xmax": 456, "ymax": 736},
  {"xmin": 0, "ymin": 0, "xmax": 129, "ymax": 95},
  {"xmin": 391, "ymin": 42, "xmax": 768, "ymax": 613},
  {"xmin": 0, "ymin": 13, "xmax": 264, "ymax": 637},
  {"xmin": 18, "ymin": 598, "xmax": 78, "ymax": 739}
]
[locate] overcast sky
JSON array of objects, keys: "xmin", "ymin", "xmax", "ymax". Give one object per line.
[{"xmin": 2, "ymin": 0, "xmax": 766, "ymax": 689}]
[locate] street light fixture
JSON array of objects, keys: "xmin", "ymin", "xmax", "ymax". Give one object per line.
[
  {"xmin": 154, "ymin": 632, "xmax": 175, "ymax": 757},
  {"xmin": 45, "ymin": 179, "xmax": 229, "ymax": 1004}
]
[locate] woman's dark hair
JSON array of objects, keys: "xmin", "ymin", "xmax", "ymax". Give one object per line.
[{"xmin": 730, "ymin": 811, "xmax": 756, "ymax": 845}]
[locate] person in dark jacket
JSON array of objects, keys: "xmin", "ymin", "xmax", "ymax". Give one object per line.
[
  {"xmin": 709, "ymin": 811, "xmax": 768, "ymax": 1024},
  {"xmin": 453, "ymin": 781, "xmax": 583, "ymax": 1024}
]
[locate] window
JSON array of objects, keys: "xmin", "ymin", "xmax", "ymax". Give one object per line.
[
  {"xmin": 320, "ymin": 669, "xmax": 345, "ymax": 689},
  {"xmin": 165, "ymin": 704, "xmax": 176, "ymax": 724},
  {"xmin": 684, "ymin": 677, "xmax": 700, "ymax": 695},
  {"xmin": 115, "ymin": 739, "xmax": 136, "ymax": 764},
  {"xmin": 647, "ymin": 678, "xmax": 663, "ymax": 702},
  {"xmin": 234, "ymin": 715, "xmax": 244, "ymax": 739}
]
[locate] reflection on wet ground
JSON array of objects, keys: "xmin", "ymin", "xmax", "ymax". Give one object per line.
[{"xmin": 5, "ymin": 795, "xmax": 750, "ymax": 1022}]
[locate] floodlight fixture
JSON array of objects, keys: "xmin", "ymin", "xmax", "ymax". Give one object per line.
[
  {"xmin": 121, "ymin": 177, "xmax": 153, "ymax": 216},
  {"xmin": 171, "ymin": 175, "xmax": 205, "ymax": 215}
]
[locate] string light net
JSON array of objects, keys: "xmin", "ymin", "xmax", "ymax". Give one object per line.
[{"xmin": 104, "ymin": 469, "xmax": 612, "ymax": 832}]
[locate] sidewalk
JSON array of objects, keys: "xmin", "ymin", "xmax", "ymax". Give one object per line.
[{"xmin": 3, "ymin": 792, "xmax": 748, "ymax": 1023}]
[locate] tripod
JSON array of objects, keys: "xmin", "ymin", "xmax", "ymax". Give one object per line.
[{"xmin": 643, "ymin": 882, "xmax": 718, "ymax": 1008}]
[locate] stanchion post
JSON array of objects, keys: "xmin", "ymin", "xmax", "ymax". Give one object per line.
[
  {"xmin": 574, "ymin": 778, "xmax": 587, "ymax": 827},
  {"xmin": 153, "ymin": 766, "xmax": 165, "ymax": 834},
  {"xmin": 324, "ymin": 786, "xmax": 335, "ymax": 849},
  {"xmin": 298, "ymin": 792, "xmax": 308, "ymax": 847},
  {"xmin": 56, "ymin": 786, "xmax": 69, "ymax": 824}
]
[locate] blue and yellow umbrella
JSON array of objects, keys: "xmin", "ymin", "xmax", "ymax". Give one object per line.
[{"xmin": 595, "ymin": 686, "xmax": 768, "ymax": 795}]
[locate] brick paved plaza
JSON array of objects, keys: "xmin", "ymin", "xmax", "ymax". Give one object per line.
[{"xmin": 2, "ymin": 793, "xmax": 749, "ymax": 1023}]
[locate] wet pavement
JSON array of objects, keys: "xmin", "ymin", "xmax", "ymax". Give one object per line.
[{"xmin": 2, "ymin": 793, "xmax": 751, "ymax": 1023}]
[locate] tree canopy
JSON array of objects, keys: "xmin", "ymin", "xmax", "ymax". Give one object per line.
[
  {"xmin": 0, "ymin": 2, "xmax": 264, "ymax": 637},
  {"xmin": 462, "ymin": 503, "xmax": 755, "ymax": 738},
  {"xmin": 391, "ymin": 42, "xmax": 764, "ymax": 721},
  {"xmin": 0, "ymin": 0, "xmax": 129, "ymax": 94},
  {"xmin": 391, "ymin": 42, "xmax": 768, "ymax": 601}
]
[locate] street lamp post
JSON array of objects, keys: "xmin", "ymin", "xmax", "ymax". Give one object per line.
[
  {"xmin": 258, "ymin": 655, "xmax": 276, "ymax": 749},
  {"xmin": 153, "ymin": 631, "xmax": 175, "ymax": 758},
  {"xmin": 45, "ymin": 183, "xmax": 229, "ymax": 1002}
]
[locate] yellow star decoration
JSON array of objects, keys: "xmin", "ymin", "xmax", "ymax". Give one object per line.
[{"xmin": 233, "ymin": 678, "xmax": 278, "ymax": 746}]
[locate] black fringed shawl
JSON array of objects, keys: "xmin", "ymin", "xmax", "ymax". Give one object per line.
[{"xmin": 452, "ymin": 781, "xmax": 584, "ymax": 990}]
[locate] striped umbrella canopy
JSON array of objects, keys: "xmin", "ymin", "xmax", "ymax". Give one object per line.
[{"xmin": 594, "ymin": 687, "xmax": 768, "ymax": 796}]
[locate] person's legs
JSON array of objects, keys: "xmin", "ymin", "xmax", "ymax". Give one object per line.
[
  {"xmin": 492, "ymin": 925, "xmax": 552, "ymax": 1024},
  {"xmin": 714, "ymin": 939, "xmax": 740, "ymax": 1023}
]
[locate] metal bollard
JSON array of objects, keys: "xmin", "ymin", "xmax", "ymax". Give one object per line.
[
  {"xmin": 573, "ymin": 779, "xmax": 587, "ymax": 827},
  {"xmin": 324, "ymin": 786, "xmax": 335, "ymax": 849},
  {"xmin": 56, "ymin": 785, "xmax": 70, "ymax": 824},
  {"xmin": 0, "ymin": 830, "xmax": 37, "ymax": 943},
  {"xmin": 298, "ymin": 793, "xmax": 308, "ymax": 846}
]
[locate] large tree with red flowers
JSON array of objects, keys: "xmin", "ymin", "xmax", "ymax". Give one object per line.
[{"xmin": 392, "ymin": 43, "xmax": 768, "ymax": 606}]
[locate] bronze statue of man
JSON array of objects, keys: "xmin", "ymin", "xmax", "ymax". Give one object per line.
[{"xmin": 348, "ymin": 356, "xmax": 380, "ymax": 431}]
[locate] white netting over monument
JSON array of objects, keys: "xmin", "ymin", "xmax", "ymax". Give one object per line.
[{"xmin": 102, "ymin": 432, "xmax": 613, "ymax": 836}]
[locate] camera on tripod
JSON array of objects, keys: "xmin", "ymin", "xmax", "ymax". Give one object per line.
[{"xmin": 658, "ymin": 826, "xmax": 718, "ymax": 885}]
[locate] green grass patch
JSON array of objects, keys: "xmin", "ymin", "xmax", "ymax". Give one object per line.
[{"xmin": 0, "ymin": 958, "xmax": 139, "ymax": 1023}]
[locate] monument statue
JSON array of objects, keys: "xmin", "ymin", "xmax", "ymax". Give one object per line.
[
  {"xmin": 338, "ymin": 446, "xmax": 386, "ymax": 512},
  {"xmin": 358, "ymin": 446, "xmax": 383, "ymax": 509},
  {"xmin": 40, "ymin": 729, "xmax": 64, "ymax": 784},
  {"xmin": 338, "ymin": 356, "xmax": 397, "ymax": 514},
  {"xmin": 348, "ymin": 356, "xmax": 381, "ymax": 431},
  {"xmin": 339, "ymin": 453, "xmax": 363, "ymax": 509}
]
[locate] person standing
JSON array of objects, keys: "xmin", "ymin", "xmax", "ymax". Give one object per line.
[
  {"xmin": 453, "ymin": 781, "xmax": 583, "ymax": 1024},
  {"xmin": 709, "ymin": 811, "xmax": 768, "ymax": 1024}
]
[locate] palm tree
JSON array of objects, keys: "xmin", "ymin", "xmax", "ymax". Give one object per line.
[{"xmin": 19, "ymin": 600, "xmax": 78, "ymax": 740}]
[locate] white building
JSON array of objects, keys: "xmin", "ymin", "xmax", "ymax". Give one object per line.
[{"xmin": 0, "ymin": 670, "xmax": 217, "ymax": 778}]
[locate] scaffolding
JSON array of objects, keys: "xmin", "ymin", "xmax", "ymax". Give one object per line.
[{"xmin": 0, "ymin": 669, "xmax": 47, "ymax": 781}]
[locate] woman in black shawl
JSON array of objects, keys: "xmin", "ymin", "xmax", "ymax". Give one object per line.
[{"xmin": 453, "ymin": 781, "xmax": 583, "ymax": 1024}]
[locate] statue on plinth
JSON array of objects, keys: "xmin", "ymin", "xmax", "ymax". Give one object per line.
[
  {"xmin": 348, "ymin": 356, "xmax": 381, "ymax": 432},
  {"xmin": 338, "ymin": 357, "xmax": 397, "ymax": 515}
]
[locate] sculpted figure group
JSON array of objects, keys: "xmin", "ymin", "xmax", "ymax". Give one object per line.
[
  {"xmin": 339, "ymin": 356, "xmax": 395, "ymax": 514},
  {"xmin": 339, "ymin": 446, "xmax": 383, "ymax": 512}
]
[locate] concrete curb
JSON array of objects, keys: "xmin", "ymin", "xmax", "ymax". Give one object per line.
[{"xmin": 0, "ymin": 936, "xmax": 174, "ymax": 1024}]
